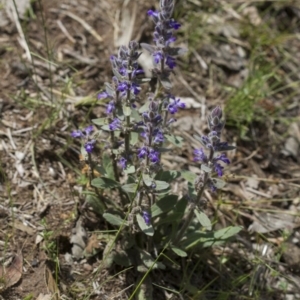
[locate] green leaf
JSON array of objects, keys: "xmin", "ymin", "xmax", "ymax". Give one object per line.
[
  {"xmin": 122, "ymin": 183, "xmax": 138, "ymax": 193},
  {"xmin": 139, "ymin": 101, "xmax": 150, "ymax": 113},
  {"xmin": 136, "ymin": 214, "xmax": 154, "ymax": 236},
  {"xmin": 103, "ymin": 213, "xmax": 128, "ymax": 226},
  {"xmin": 74, "ymin": 96, "xmax": 97, "ymax": 107},
  {"xmin": 123, "ymin": 105, "xmax": 131, "ymax": 116},
  {"xmin": 151, "ymin": 195, "xmax": 178, "ymax": 218},
  {"xmin": 101, "ymin": 125, "xmax": 111, "ymax": 131},
  {"xmin": 136, "ymin": 277, "xmax": 153, "ymax": 300},
  {"xmin": 102, "ymin": 153, "xmax": 114, "ymax": 179},
  {"xmin": 211, "ymin": 178, "xmax": 226, "ymax": 189},
  {"xmin": 156, "ymin": 196, "xmax": 188, "ymax": 226},
  {"xmin": 155, "ymin": 170, "xmax": 181, "ymax": 183},
  {"xmin": 139, "ymin": 249, "xmax": 165, "ymax": 270},
  {"xmin": 143, "ymin": 173, "xmax": 153, "ymax": 187},
  {"xmin": 130, "ymin": 108, "xmax": 142, "ymax": 122},
  {"xmin": 123, "ymin": 164, "xmax": 136, "ymax": 174},
  {"xmin": 201, "ymin": 164, "xmax": 212, "ymax": 173},
  {"xmin": 214, "ymin": 226, "xmax": 242, "ymax": 239},
  {"xmin": 92, "ymin": 117, "xmax": 106, "ymax": 126},
  {"xmin": 91, "ymin": 177, "xmax": 120, "ymax": 189},
  {"xmin": 130, "ymin": 132, "xmax": 139, "ymax": 146},
  {"xmin": 165, "ymin": 134, "xmax": 183, "ymax": 147},
  {"xmin": 171, "ymin": 246, "xmax": 187, "ymax": 257},
  {"xmin": 154, "ymin": 180, "xmax": 169, "ymax": 191},
  {"xmin": 194, "ymin": 209, "xmax": 212, "ymax": 230},
  {"xmin": 182, "ymin": 226, "xmax": 242, "ymax": 250},
  {"xmin": 85, "ymin": 193, "xmax": 105, "ymax": 215},
  {"xmin": 181, "ymin": 171, "xmax": 197, "ymax": 183},
  {"xmin": 113, "ymin": 250, "xmax": 132, "ymax": 267}
]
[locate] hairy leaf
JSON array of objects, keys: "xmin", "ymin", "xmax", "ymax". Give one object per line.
[
  {"xmin": 92, "ymin": 117, "xmax": 106, "ymax": 126},
  {"xmin": 151, "ymin": 195, "xmax": 178, "ymax": 218},
  {"xmin": 123, "ymin": 105, "xmax": 131, "ymax": 117},
  {"xmin": 122, "ymin": 183, "xmax": 138, "ymax": 193},
  {"xmin": 139, "ymin": 249, "xmax": 165, "ymax": 270},
  {"xmin": 91, "ymin": 177, "xmax": 119, "ymax": 189},
  {"xmin": 171, "ymin": 246, "xmax": 187, "ymax": 257},
  {"xmin": 102, "ymin": 153, "xmax": 114, "ymax": 179},
  {"xmin": 155, "ymin": 170, "xmax": 181, "ymax": 183},
  {"xmin": 140, "ymin": 43, "xmax": 155, "ymax": 54},
  {"xmin": 165, "ymin": 134, "xmax": 183, "ymax": 147},
  {"xmin": 181, "ymin": 171, "xmax": 197, "ymax": 183},
  {"xmin": 211, "ymin": 178, "xmax": 226, "ymax": 189},
  {"xmin": 194, "ymin": 209, "xmax": 212, "ymax": 230},
  {"xmin": 103, "ymin": 213, "xmax": 128, "ymax": 226},
  {"xmin": 143, "ymin": 173, "xmax": 153, "ymax": 187},
  {"xmin": 154, "ymin": 180, "xmax": 169, "ymax": 191}
]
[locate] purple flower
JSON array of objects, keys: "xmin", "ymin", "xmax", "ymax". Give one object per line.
[
  {"xmin": 71, "ymin": 125, "xmax": 94, "ymax": 138},
  {"xmin": 98, "ymin": 91, "xmax": 110, "ymax": 100},
  {"xmin": 117, "ymin": 81, "xmax": 141, "ymax": 96},
  {"xmin": 148, "ymin": 149, "xmax": 160, "ymax": 163},
  {"xmin": 142, "ymin": 211, "xmax": 151, "ymax": 225},
  {"xmin": 147, "ymin": 10, "xmax": 159, "ymax": 20},
  {"xmin": 208, "ymin": 180, "xmax": 217, "ymax": 192},
  {"xmin": 166, "ymin": 55, "xmax": 176, "ymax": 69},
  {"xmin": 117, "ymin": 82, "xmax": 129, "ymax": 93},
  {"xmin": 137, "ymin": 146, "xmax": 148, "ymax": 159},
  {"xmin": 106, "ymin": 101, "xmax": 115, "ymax": 114},
  {"xmin": 153, "ymin": 129, "xmax": 164, "ymax": 144},
  {"xmin": 215, "ymin": 153, "xmax": 230, "ymax": 165},
  {"xmin": 169, "ymin": 19, "xmax": 181, "ymax": 30},
  {"xmin": 153, "ymin": 51, "xmax": 164, "ymax": 64},
  {"xmin": 119, "ymin": 157, "xmax": 127, "ymax": 169},
  {"xmin": 214, "ymin": 163, "xmax": 224, "ymax": 177},
  {"xmin": 194, "ymin": 148, "xmax": 207, "ymax": 163},
  {"xmin": 84, "ymin": 125, "xmax": 94, "ymax": 135},
  {"xmin": 167, "ymin": 97, "xmax": 185, "ymax": 114},
  {"xmin": 109, "ymin": 118, "xmax": 121, "ymax": 131},
  {"xmin": 84, "ymin": 140, "xmax": 96, "ymax": 153},
  {"xmin": 71, "ymin": 130, "xmax": 83, "ymax": 138},
  {"xmin": 131, "ymin": 82, "xmax": 141, "ymax": 95}
]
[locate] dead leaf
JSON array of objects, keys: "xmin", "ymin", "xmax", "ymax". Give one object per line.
[
  {"xmin": 249, "ymin": 212, "xmax": 298, "ymax": 233},
  {"xmin": 10, "ymin": 220, "xmax": 35, "ymax": 235},
  {"xmin": 70, "ymin": 217, "xmax": 87, "ymax": 259},
  {"xmin": 0, "ymin": 252, "xmax": 23, "ymax": 292},
  {"xmin": 36, "ymin": 294, "xmax": 52, "ymax": 300},
  {"xmin": 84, "ymin": 234, "xmax": 101, "ymax": 257},
  {"xmin": 45, "ymin": 265, "xmax": 60, "ymax": 300}
]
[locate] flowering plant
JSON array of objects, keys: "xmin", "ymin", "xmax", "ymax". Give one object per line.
[{"xmin": 71, "ymin": 0, "xmax": 241, "ymax": 297}]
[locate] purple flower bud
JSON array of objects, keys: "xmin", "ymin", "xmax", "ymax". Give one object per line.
[
  {"xmin": 169, "ymin": 19, "xmax": 181, "ymax": 30},
  {"xmin": 142, "ymin": 211, "xmax": 151, "ymax": 225},
  {"xmin": 131, "ymin": 82, "xmax": 141, "ymax": 95},
  {"xmin": 214, "ymin": 163, "xmax": 224, "ymax": 177},
  {"xmin": 215, "ymin": 153, "xmax": 230, "ymax": 165},
  {"xmin": 106, "ymin": 101, "xmax": 115, "ymax": 114},
  {"xmin": 84, "ymin": 125, "xmax": 94, "ymax": 135},
  {"xmin": 167, "ymin": 97, "xmax": 185, "ymax": 114},
  {"xmin": 153, "ymin": 51, "xmax": 164, "ymax": 64},
  {"xmin": 109, "ymin": 118, "xmax": 121, "ymax": 131},
  {"xmin": 71, "ymin": 130, "xmax": 84, "ymax": 138},
  {"xmin": 166, "ymin": 55, "xmax": 176, "ymax": 69},
  {"xmin": 153, "ymin": 130, "xmax": 164, "ymax": 144},
  {"xmin": 194, "ymin": 148, "xmax": 207, "ymax": 163},
  {"xmin": 98, "ymin": 91, "xmax": 109, "ymax": 100},
  {"xmin": 137, "ymin": 146, "xmax": 148, "ymax": 159},
  {"xmin": 148, "ymin": 149, "xmax": 160, "ymax": 163},
  {"xmin": 119, "ymin": 157, "xmax": 127, "ymax": 169}
]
